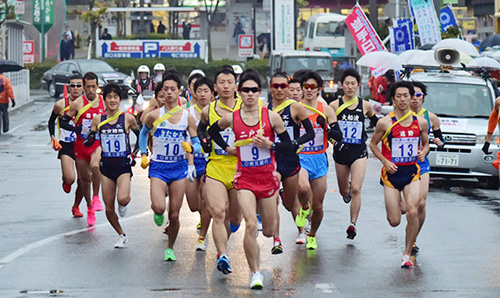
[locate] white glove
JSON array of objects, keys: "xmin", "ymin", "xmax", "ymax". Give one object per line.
[{"xmin": 187, "ymin": 164, "xmax": 197, "ymax": 183}]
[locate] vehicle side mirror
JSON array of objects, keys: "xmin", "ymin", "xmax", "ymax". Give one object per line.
[{"xmin": 72, "ymin": 70, "xmax": 79, "ymax": 74}]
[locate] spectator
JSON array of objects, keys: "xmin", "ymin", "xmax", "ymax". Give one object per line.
[
  {"xmin": 157, "ymin": 21, "xmax": 166, "ymax": 34},
  {"xmin": 233, "ymin": 17, "xmax": 245, "ymax": 46},
  {"xmin": 368, "ymin": 70, "xmax": 395, "ymax": 105},
  {"xmin": 101, "ymin": 28, "xmax": 112, "ymax": 40},
  {"xmin": 0, "ymin": 72, "xmax": 15, "ymax": 134},
  {"xmin": 64, "ymin": 25, "xmax": 75, "ymax": 59},
  {"xmin": 258, "ymin": 36, "xmax": 270, "ymax": 59},
  {"xmin": 60, "ymin": 33, "xmax": 72, "ymax": 61},
  {"xmin": 182, "ymin": 20, "xmax": 191, "ymax": 39}
]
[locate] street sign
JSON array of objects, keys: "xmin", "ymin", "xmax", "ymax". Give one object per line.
[
  {"xmin": 238, "ymin": 34, "xmax": 253, "ymax": 57},
  {"xmin": 272, "ymin": 0, "xmax": 294, "ymax": 51},
  {"xmin": 23, "ymin": 40, "xmax": 34, "ymax": 64},
  {"xmin": 15, "ymin": 0, "xmax": 25, "ymax": 15},
  {"xmin": 33, "ymin": 0, "xmax": 54, "ymax": 33}
]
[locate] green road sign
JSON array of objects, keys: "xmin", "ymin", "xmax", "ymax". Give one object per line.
[{"xmin": 33, "ymin": 0, "xmax": 54, "ymax": 33}]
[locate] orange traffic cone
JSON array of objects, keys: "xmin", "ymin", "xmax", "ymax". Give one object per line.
[{"xmin": 63, "ymin": 83, "xmax": 68, "ymax": 98}]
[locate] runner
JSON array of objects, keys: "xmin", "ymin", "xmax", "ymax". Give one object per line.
[
  {"xmin": 369, "ymin": 81, "xmax": 429, "ymax": 268},
  {"xmin": 138, "ymin": 72, "xmax": 201, "ymax": 261},
  {"xmin": 267, "ymin": 72, "xmax": 315, "ymax": 250},
  {"xmin": 295, "ymin": 70, "xmax": 343, "ymax": 250},
  {"xmin": 60, "ymin": 72, "xmax": 105, "ymax": 226},
  {"xmin": 47, "ymin": 75, "xmax": 85, "ymax": 217},
  {"xmin": 483, "ymin": 94, "xmax": 500, "ymax": 170},
  {"xmin": 185, "ymin": 76, "xmax": 214, "ymax": 251},
  {"xmin": 410, "ymin": 81, "xmax": 444, "ymax": 253},
  {"xmin": 84, "ymin": 83, "xmax": 139, "ymax": 248},
  {"xmin": 182, "ymin": 71, "xmax": 204, "ymax": 108},
  {"xmin": 288, "ymin": 77, "xmax": 303, "ymax": 102},
  {"xmin": 329, "ymin": 69, "xmax": 379, "ymax": 240},
  {"xmin": 208, "ymin": 70, "xmax": 293, "ymax": 289},
  {"xmin": 197, "ymin": 66, "xmax": 242, "ymax": 274}
]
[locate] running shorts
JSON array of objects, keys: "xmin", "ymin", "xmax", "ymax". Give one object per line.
[
  {"xmin": 276, "ymin": 153, "xmax": 300, "ymax": 180},
  {"xmin": 381, "ymin": 164, "xmax": 420, "ymax": 191},
  {"xmin": 417, "ymin": 157, "xmax": 430, "ymax": 175},
  {"xmin": 300, "ymin": 153, "xmax": 329, "ymax": 181},
  {"xmin": 194, "ymin": 157, "xmax": 207, "ymax": 180},
  {"xmin": 58, "ymin": 141, "xmax": 75, "ymax": 160},
  {"xmin": 205, "ymin": 159, "xmax": 237, "ymax": 190},
  {"xmin": 233, "ymin": 170, "xmax": 279, "ymax": 200},
  {"xmin": 333, "ymin": 144, "xmax": 368, "ymax": 166},
  {"xmin": 74, "ymin": 139, "xmax": 100, "ymax": 162},
  {"xmin": 149, "ymin": 160, "xmax": 188, "ymax": 184},
  {"xmin": 100, "ymin": 158, "xmax": 132, "ymax": 182}
]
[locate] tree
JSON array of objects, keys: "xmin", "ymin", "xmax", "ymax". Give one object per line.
[
  {"xmin": 82, "ymin": 1, "xmax": 108, "ymax": 58},
  {"xmin": 114, "ymin": 0, "xmax": 130, "ymax": 37},
  {"xmin": 202, "ymin": 0, "xmax": 221, "ymax": 61},
  {"xmin": 0, "ymin": 0, "xmax": 16, "ymax": 27}
]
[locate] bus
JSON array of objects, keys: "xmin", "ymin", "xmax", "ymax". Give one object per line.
[{"xmin": 303, "ymin": 13, "xmax": 346, "ymax": 59}]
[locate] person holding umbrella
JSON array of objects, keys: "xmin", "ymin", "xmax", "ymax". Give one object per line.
[{"xmin": 0, "ymin": 71, "xmax": 15, "ymax": 134}]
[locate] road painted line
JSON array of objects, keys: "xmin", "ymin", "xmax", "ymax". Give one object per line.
[
  {"xmin": 315, "ymin": 283, "xmax": 335, "ymax": 294},
  {"xmin": 0, "ymin": 211, "xmax": 150, "ymax": 269},
  {"xmin": 7, "ymin": 122, "xmax": 28, "ymax": 134}
]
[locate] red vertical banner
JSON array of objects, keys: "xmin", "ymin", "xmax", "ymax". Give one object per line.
[{"xmin": 345, "ymin": 4, "xmax": 386, "ymax": 55}]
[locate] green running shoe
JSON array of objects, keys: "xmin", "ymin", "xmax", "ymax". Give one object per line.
[
  {"xmin": 154, "ymin": 213, "xmax": 165, "ymax": 226},
  {"xmin": 295, "ymin": 202, "xmax": 311, "ymax": 228},
  {"xmin": 306, "ymin": 235, "xmax": 317, "ymax": 250},
  {"xmin": 164, "ymin": 248, "xmax": 176, "ymax": 261}
]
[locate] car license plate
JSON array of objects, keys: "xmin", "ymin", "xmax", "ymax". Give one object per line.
[{"xmin": 436, "ymin": 153, "xmax": 459, "ymax": 166}]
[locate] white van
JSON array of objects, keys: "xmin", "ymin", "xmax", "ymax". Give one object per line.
[{"xmin": 303, "ymin": 13, "xmax": 346, "ymax": 58}]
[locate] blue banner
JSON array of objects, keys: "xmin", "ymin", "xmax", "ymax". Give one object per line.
[
  {"xmin": 440, "ymin": 5, "xmax": 457, "ymax": 32},
  {"xmin": 390, "ymin": 19, "xmax": 414, "ymax": 54}
]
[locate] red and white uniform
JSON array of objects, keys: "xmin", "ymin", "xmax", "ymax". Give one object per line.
[
  {"xmin": 233, "ymin": 107, "xmax": 279, "ymax": 199},
  {"xmin": 74, "ymin": 95, "xmax": 105, "ymax": 161},
  {"xmin": 382, "ymin": 112, "xmax": 421, "ymax": 166}
]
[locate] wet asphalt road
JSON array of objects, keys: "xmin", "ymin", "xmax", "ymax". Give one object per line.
[{"xmin": 1, "ymin": 96, "xmax": 500, "ymax": 297}]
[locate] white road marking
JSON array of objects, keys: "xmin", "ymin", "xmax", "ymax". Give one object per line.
[
  {"xmin": 316, "ymin": 283, "xmax": 335, "ymax": 294},
  {"xmin": 0, "ymin": 211, "xmax": 150, "ymax": 269},
  {"xmin": 6, "ymin": 122, "xmax": 27, "ymax": 134}
]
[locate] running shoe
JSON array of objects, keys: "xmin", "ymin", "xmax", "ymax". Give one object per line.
[
  {"xmin": 216, "ymin": 254, "xmax": 232, "ymax": 274},
  {"xmin": 411, "ymin": 242, "xmax": 419, "ymax": 255},
  {"xmin": 92, "ymin": 196, "xmax": 104, "ymax": 211},
  {"xmin": 306, "ymin": 235, "xmax": 317, "ymax": 250},
  {"xmin": 342, "ymin": 194, "xmax": 352, "ymax": 204},
  {"xmin": 256, "ymin": 213, "xmax": 263, "ymax": 231},
  {"xmin": 278, "ymin": 188, "xmax": 284, "ymax": 201},
  {"xmin": 250, "ymin": 272, "xmax": 264, "ymax": 289},
  {"xmin": 196, "ymin": 237, "xmax": 208, "ymax": 251},
  {"xmin": 346, "ymin": 224, "xmax": 356, "ymax": 240},
  {"xmin": 401, "ymin": 255, "xmax": 413, "ymax": 268},
  {"xmin": 295, "ymin": 202, "xmax": 311, "ymax": 228},
  {"xmin": 62, "ymin": 182, "xmax": 71, "ymax": 194},
  {"xmin": 87, "ymin": 206, "xmax": 96, "ymax": 226},
  {"xmin": 118, "ymin": 204, "xmax": 127, "ymax": 217},
  {"xmin": 229, "ymin": 222, "xmax": 240, "ymax": 233},
  {"xmin": 71, "ymin": 206, "xmax": 83, "ymax": 218},
  {"xmin": 164, "ymin": 248, "xmax": 176, "ymax": 261},
  {"xmin": 296, "ymin": 232, "xmax": 306, "ymax": 244},
  {"xmin": 154, "ymin": 213, "xmax": 165, "ymax": 226},
  {"xmin": 197, "ymin": 218, "xmax": 202, "ymax": 234},
  {"xmin": 271, "ymin": 240, "xmax": 283, "ymax": 255},
  {"xmin": 163, "ymin": 221, "xmax": 170, "ymax": 237},
  {"xmin": 305, "ymin": 220, "xmax": 311, "ymax": 234},
  {"xmin": 114, "ymin": 234, "xmax": 128, "ymax": 248}
]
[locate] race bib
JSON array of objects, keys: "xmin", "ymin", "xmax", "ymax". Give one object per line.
[
  {"xmin": 214, "ymin": 128, "xmax": 235, "ymax": 155},
  {"xmin": 338, "ymin": 121, "xmax": 362, "ymax": 144},
  {"xmin": 81, "ymin": 119, "xmax": 92, "ymax": 138},
  {"xmin": 275, "ymin": 126, "xmax": 294, "ymax": 143},
  {"xmin": 300, "ymin": 127, "xmax": 324, "ymax": 152},
  {"xmin": 194, "ymin": 151, "xmax": 207, "ymax": 159},
  {"xmin": 391, "ymin": 137, "xmax": 419, "ymax": 163},
  {"xmin": 152, "ymin": 128, "xmax": 187, "ymax": 162},
  {"xmin": 101, "ymin": 134, "xmax": 127, "ymax": 157},
  {"xmin": 240, "ymin": 144, "xmax": 271, "ymax": 167}
]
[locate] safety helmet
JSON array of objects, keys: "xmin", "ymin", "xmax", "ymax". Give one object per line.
[
  {"xmin": 153, "ymin": 63, "xmax": 165, "ymax": 72},
  {"xmin": 137, "ymin": 65, "xmax": 150, "ymax": 75},
  {"xmin": 232, "ymin": 65, "xmax": 243, "ymax": 74},
  {"xmin": 189, "ymin": 69, "xmax": 205, "ymax": 78}
]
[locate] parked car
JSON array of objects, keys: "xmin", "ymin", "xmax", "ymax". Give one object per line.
[
  {"xmin": 42, "ymin": 59, "xmax": 132, "ymax": 98},
  {"xmin": 407, "ymin": 71, "xmax": 500, "ymax": 188}
]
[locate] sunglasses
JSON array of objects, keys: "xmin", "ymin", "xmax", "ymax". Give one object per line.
[
  {"xmin": 69, "ymin": 83, "xmax": 82, "ymax": 88},
  {"xmin": 415, "ymin": 92, "xmax": 423, "ymax": 97},
  {"xmin": 240, "ymin": 87, "xmax": 261, "ymax": 93},
  {"xmin": 302, "ymin": 83, "xmax": 319, "ymax": 90},
  {"xmin": 270, "ymin": 83, "xmax": 289, "ymax": 89}
]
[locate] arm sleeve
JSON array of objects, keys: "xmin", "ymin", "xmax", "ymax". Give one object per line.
[
  {"xmin": 274, "ymin": 130, "xmax": 295, "ymax": 153},
  {"xmin": 48, "ymin": 112, "xmax": 58, "ymax": 137},
  {"xmin": 139, "ymin": 125, "xmax": 151, "ymax": 155},
  {"xmin": 207, "ymin": 121, "xmax": 229, "ymax": 150},
  {"xmin": 132, "ymin": 128, "xmax": 141, "ymax": 155},
  {"xmin": 197, "ymin": 121, "xmax": 208, "ymax": 140},
  {"xmin": 488, "ymin": 108, "xmax": 499, "ymax": 134},
  {"xmin": 433, "ymin": 129, "xmax": 445, "ymax": 148},
  {"xmin": 191, "ymin": 136, "xmax": 201, "ymax": 153},
  {"xmin": 60, "ymin": 114, "xmax": 76, "ymax": 131},
  {"xmin": 327, "ymin": 122, "xmax": 343, "ymax": 142},
  {"xmin": 369, "ymin": 114, "xmax": 379, "ymax": 127},
  {"xmin": 295, "ymin": 118, "xmax": 314, "ymax": 145}
]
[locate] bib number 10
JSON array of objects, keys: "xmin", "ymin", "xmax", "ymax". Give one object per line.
[{"xmin": 165, "ymin": 143, "xmax": 180, "ymax": 156}]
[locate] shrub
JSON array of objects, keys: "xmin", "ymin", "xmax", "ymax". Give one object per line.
[{"xmin": 26, "ymin": 60, "xmax": 58, "ymax": 89}]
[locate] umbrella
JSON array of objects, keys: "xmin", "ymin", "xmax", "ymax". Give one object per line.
[
  {"xmin": 480, "ymin": 34, "xmax": 500, "ymax": 51},
  {"xmin": 405, "ymin": 50, "xmax": 472, "ymax": 67},
  {"xmin": 356, "ymin": 51, "xmax": 404, "ymax": 70},
  {"xmin": 398, "ymin": 50, "xmax": 424, "ymax": 64},
  {"xmin": 466, "ymin": 57, "xmax": 500, "ymax": 69},
  {"xmin": 257, "ymin": 32, "xmax": 270, "ymax": 44},
  {"xmin": 0, "ymin": 60, "xmax": 23, "ymax": 73},
  {"xmin": 432, "ymin": 38, "xmax": 480, "ymax": 57}
]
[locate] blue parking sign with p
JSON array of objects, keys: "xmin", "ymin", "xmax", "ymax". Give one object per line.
[{"xmin": 143, "ymin": 42, "xmax": 159, "ymax": 58}]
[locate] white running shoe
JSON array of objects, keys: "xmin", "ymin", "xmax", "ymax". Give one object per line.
[
  {"xmin": 250, "ymin": 272, "xmax": 264, "ymax": 289},
  {"xmin": 196, "ymin": 237, "xmax": 208, "ymax": 251},
  {"xmin": 296, "ymin": 232, "xmax": 307, "ymax": 244},
  {"xmin": 118, "ymin": 204, "xmax": 127, "ymax": 217},
  {"xmin": 305, "ymin": 221, "xmax": 311, "ymax": 234},
  {"xmin": 114, "ymin": 234, "xmax": 128, "ymax": 248}
]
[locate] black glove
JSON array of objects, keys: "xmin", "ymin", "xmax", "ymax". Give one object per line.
[
  {"xmin": 128, "ymin": 153, "xmax": 137, "ymax": 167},
  {"xmin": 201, "ymin": 137, "xmax": 212, "ymax": 153},
  {"xmin": 74, "ymin": 125, "xmax": 82, "ymax": 136},
  {"xmin": 11, "ymin": 99, "xmax": 15, "ymax": 108},
  {"xmin": 482, "ymin": 142, "xmax": 492, "ymax": 154},
  {"xmin": 316, "ymin": 115, "xmax": 328, "ymax": 131},
  {"xmin": 83, "ymin": 130, "xmax": 96, "ymax": 147}
]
